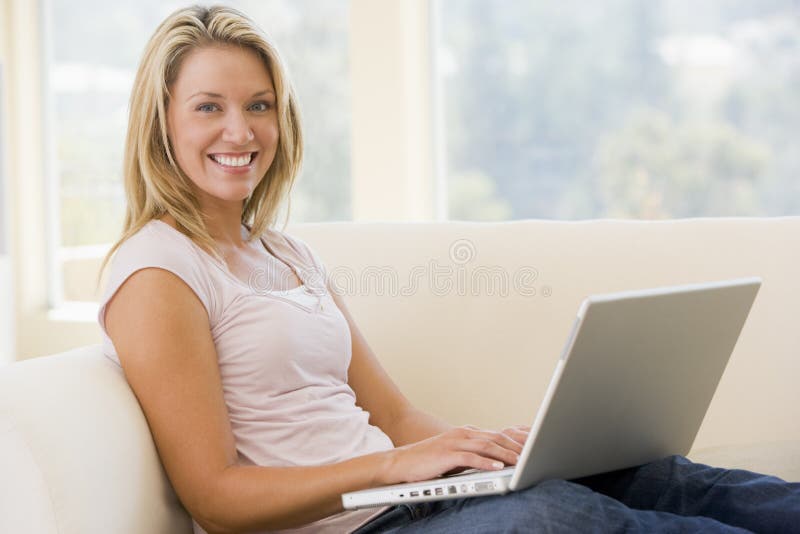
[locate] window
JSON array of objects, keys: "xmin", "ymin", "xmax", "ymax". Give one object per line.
[
  {"xmin": 435, "ymin": 0, "xmax": 800, "ymax": 220},
  {"xmin": 44, "ymin": 0, "xmax": 351, "ymax": 304}
]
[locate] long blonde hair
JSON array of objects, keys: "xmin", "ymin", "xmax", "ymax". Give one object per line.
[{"xmin": 100, "ymin": 4, "xmax": 303, "ymax": 274}]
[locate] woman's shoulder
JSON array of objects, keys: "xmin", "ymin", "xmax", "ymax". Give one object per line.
[
  {"xmin": 263, "ymin": 226, "xmax": 309, "ymax": 252},
  {"xmin": 107, "ymin": 219, "xmax": 224, "ymax": 295},
  {"xmin": 101, "ymin": 219, "xmax": 220, "ymax": 327},
  {"xmin": 113, "ymin": 219, "xmax": 202, "ymax": 267},
  {"xmin": 262, "ymin": 227, "xmax": 324, "ymax": 268}
]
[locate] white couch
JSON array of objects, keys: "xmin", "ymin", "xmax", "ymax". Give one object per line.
[{"xmin": 2, "ymin": 218, "xmax": 799, "ymax": 534}]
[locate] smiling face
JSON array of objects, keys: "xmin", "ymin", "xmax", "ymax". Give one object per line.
[{"xmin": 166, "ymin": 45, "xmax": 279, "ymax": 211}]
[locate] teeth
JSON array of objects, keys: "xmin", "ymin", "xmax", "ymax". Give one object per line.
[{"xmin": 212, "ymin": 153, "xmax": 252, "ymax": 167}]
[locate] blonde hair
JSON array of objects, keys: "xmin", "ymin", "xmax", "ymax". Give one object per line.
[{"xmin": 101, "ymin": 4, "xmax": 303, "ymax": 274}]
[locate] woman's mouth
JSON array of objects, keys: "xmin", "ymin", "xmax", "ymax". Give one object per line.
[{"xmin": 208, "ymin": 152, "xmax": 258, "ymax": 169}]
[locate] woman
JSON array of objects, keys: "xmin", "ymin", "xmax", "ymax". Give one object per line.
[{"xmin": 99, "ymin": 5, "xmax": 798, "ymax": 533}]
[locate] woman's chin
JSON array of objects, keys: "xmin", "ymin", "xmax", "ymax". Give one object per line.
[{"xmin": 194, "ymin": 185, "xmax": 255, "ymax": 206}]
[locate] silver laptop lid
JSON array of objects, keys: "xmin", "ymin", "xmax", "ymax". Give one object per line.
[{"xmin": 509, "ymin": 277, "xmax": 761, "ymax": 491}]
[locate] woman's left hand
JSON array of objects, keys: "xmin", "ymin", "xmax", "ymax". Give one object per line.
[
  {"xmin": 437, "ymin": 424, "xmax": 530, "ymax": 477},
  {"xmin": 498, "ymin": 425, "xmax": 530, "ymax": 447}
]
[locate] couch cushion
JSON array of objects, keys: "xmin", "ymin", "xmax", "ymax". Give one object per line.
[
  {"xmin": 689, "ymin": 441, "xmax": 800, "ymax": 482},
  {"xmin": 0, "ymin": 345, "xmax": 192, "ymax": 534}
]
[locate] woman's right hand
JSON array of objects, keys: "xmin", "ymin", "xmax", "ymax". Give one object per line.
[{"xmin": 378, "ymin": 425, "xmax": 528, "ymax": 485}]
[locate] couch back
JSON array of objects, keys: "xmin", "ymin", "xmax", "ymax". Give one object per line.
[
  {"xmin": 289, "ymin": 218, "xmax": 800, "ymax": 449},
  {"xmin": 1, "ymin": 217, "xmax": 798, "ymax": 534}
]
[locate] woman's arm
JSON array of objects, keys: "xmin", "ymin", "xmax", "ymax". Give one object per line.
[
  {"xmin": 105, "ymin": 268, "xmax": 387, "ymax": 533},
  {"xmin": 107, "ymin": 269, "xmax": 523, "ymax": 534}
]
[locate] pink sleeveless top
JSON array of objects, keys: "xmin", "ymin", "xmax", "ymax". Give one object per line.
[{"xmin": 98, "ymin": 220, "xmax": 393, "ymax": 533}]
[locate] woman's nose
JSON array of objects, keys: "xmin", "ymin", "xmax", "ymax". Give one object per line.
[{"xmin": 222, "ymin": 111, "xmax": 254, "ymax": 145}]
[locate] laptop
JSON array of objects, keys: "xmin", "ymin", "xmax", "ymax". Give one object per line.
[{"xmin": 342, "ymin": 277, "xmax": 761, "ymax": 510}]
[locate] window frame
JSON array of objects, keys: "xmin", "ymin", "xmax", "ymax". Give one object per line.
[{"xmin": 0, "ymin": 57, "xmax": 15, "ymax": 365}]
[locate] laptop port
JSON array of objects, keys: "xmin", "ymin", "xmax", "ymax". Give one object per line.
[
  {"xmin": 410, "ymin": 491, "xmax": 419, "ymax": 497},
  {"xmin": 435, "ymin": 487, "xmax": 444, "ymax": 496},
  {"xmin": 423, "ymin": 489, "xmax": 431, "ymax": 496},
  {"xmin": 448, "ymin": 485, "xmax": 457, "ymax": 495},
  {"xmin": 474, "ymin": 481, "xmax": 495, "ymax": 493}
]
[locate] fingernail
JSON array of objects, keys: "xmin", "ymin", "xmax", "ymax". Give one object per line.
[{"xmin": 493, "ymin": 461, "xmax": 504, "ymax": 469}]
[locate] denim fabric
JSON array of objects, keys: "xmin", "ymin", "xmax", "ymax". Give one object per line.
[{"xmin": 352, "ymin": 456, "xmax": 800, "ymax": 533}]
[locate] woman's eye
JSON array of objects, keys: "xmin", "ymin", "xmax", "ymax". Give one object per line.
[
  {"xmin": 250, "ymin": 101, "xmax": 273, "ymax": 112},
  {"xmin": 197, "ymin": 103, "xmax": 219, "ymax": 113}
]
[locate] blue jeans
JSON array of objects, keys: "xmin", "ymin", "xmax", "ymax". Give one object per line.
[{"xmin": 352, "ymin": 456, "xmax": 800, "ymax": 533}]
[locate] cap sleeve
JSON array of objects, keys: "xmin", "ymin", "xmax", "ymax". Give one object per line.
[{"xmin": 97, "ymin": 223, "xmax": 218, "ymax": 339}]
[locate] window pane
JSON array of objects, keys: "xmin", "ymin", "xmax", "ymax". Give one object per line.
[
  {"xmin": 45, "ymin": 0, "xmax": 351, "ymax": 302},
  {"xmin": 437, "ymin": 0, "xmax": 800, "ymax": 220}
]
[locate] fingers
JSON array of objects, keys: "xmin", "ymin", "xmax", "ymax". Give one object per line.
[
  {"xmin": 502, "ymin": 424, "xmax": 531, "ymax": 435},
  {"xmin": 454, "ymin": 451, "xmax": 508, "ymax": 472},
  {"xmin": 456, "ymin": 436, "xmax": 519, "ymax": 467},
  {"xmin": 501, "ymin": 425, "xmax": 531, "ymax": 445},
  {"xmin": 447, "ymin": 427, "xmax": 524, "ymax": 468},
  {"xmin": 461, "ymin": 427, "xmax": 525, "ymax": 455},
  {"xmin": 389, "ymin": 425, "xmax": 531, "ymax": 484},
  {"xmin": 462, "ymin": 425, "xmax": 530, "ymax": 443}
]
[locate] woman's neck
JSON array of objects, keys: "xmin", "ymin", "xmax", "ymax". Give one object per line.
[{"xmin": 159, "ymin": 209, "xmax": 248, "ymax": 250}]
